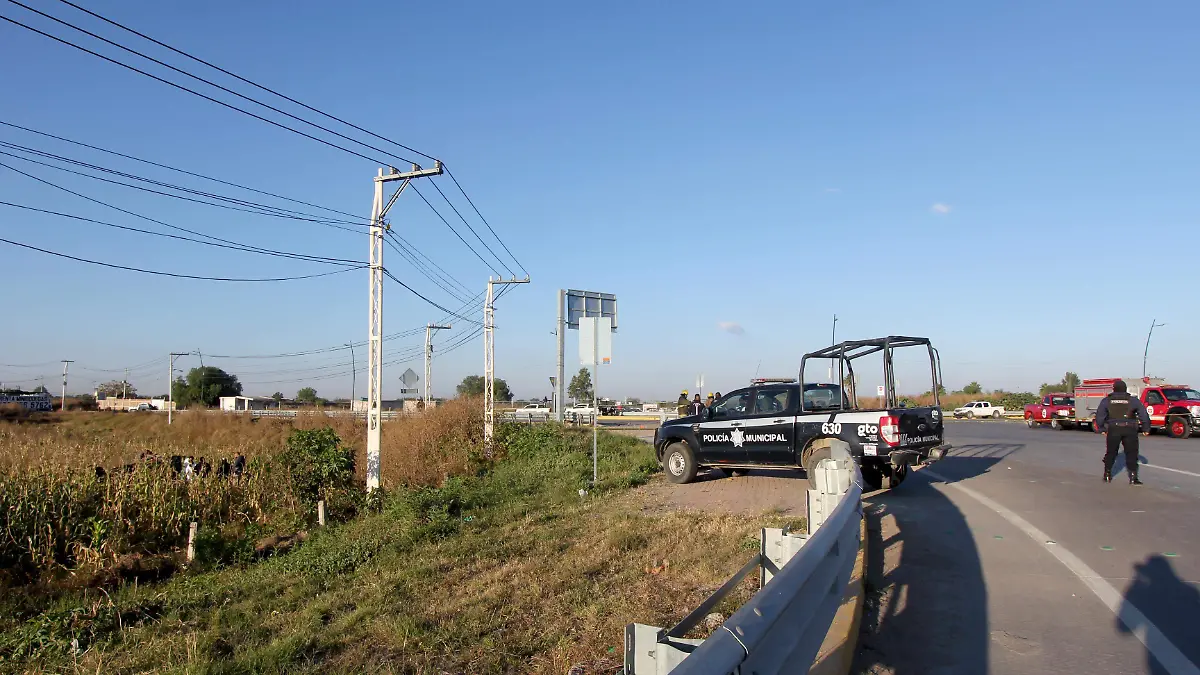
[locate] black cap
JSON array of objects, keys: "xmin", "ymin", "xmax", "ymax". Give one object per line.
[{"xmin": 1113, "ymin": 379, "xmax": 1128, "ymax": 392}]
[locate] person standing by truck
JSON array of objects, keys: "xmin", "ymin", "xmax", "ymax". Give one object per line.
[
  {"xmin": 1095, "ymin": 379, "xmax": 1152, "ymax": 484},
  {"xmin": 688, "ymin": 393, "xmax": 706, "ymax": 416},
  {"xmin": 676, "ymin": 391, "xmax": 689, "ymax": 417}
]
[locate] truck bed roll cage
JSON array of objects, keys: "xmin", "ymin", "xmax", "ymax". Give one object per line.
[{"xmin": 799, "ymin": 336, "xmax": 944, "ymax": 409}]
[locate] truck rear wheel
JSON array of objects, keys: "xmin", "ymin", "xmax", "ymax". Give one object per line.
[
  {"xmin": 1167, "ymin": 417, "xmax": 1191, "ymax": 439},
  {"xmin": 861, "ymin": 465, "xmax": 884, "ymax": 491},
  {"xmin": 804, "ymin": 445, "xmax": 832, "ymax": 490},
  {"xmin": 663, "ymin": 442, "xmax": 698, "ymax": 484},
  {"xmin": 992, "ymin": 410, "xmax": 1001, "ymax": 419}
]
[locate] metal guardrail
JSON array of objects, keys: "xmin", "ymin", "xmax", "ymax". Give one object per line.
[
  {"xmin": 242, "ymin": 409, "xmax": 404, "ymax": 420},
  {"xmin": 625, "ymin": 441, "xmax": 863, "ymax": 674},
  {"xmin": 502, "ymin": 410, "xmax": 681, "ymax": 424}
]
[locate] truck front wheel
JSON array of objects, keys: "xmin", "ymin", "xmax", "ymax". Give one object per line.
[
  {"xmin": 1167, "ymin": 417, "xmax": 1191, "ymax": 439},
  {"xmin": 663, "ymin": 442, "xmax": 698, "ymax": 484},
  {"xmin": 1026, "ymin": 414, "xmax": 1036, "ymax": 428}
]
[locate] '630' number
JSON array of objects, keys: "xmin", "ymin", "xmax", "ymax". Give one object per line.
[{"xmin": 820, "ymin": 422, "xmax": 842, "ymax": 434}]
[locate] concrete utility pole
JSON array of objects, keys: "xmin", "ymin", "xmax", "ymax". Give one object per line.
[
  {"xmin": 345, "ymin": 342, "xmax": 355, "ymax": 404},
  {"xmin": 123, "ymin": 367, "xmax": 129, "ymax": 399},
  {"xmin": 424, "ymin": 323, "xmax": 451, "ymax": 409},
  {"xmin": 555, "ymin": 289, "xmax": 566, "ymax": 423},
  {"xmin": 484, "ymin": 276, "xmax": 530, "ymax": 456},
  {"xmin": 60, "ymin": 360, "xmax": 73, "ymax": 411},
  {"xmin": 168, "ymin": 352, "xmax": 189, "ymax": 424},
  {"xmin": 366, "ymin": 162, "xmax": 442, "ymax": 492}
]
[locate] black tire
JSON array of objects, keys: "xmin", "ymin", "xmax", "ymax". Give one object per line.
[
  {"xmin": 1025, "ymin": 415, "xmax": 1036, "ymax": 428},
  {"xmin": 966, "ymin": 411, "xmax": 975, "ymax": 419},
  {"xmin": 883, "ymin": 462, "xmax": 908, "ymax": 489},
  {"xmin": 1167, "ymin": 416, "xmax": 1191, "ymax": 439},
  {"xmin": 663, "ymin": 442, "xmax": 698, "ymax": 484},
  {"xmin": 1051, "ymin": 418, "xmax": 1062, "ymax": 431},
  {"xmin": 992, "ymin": 410, "xmax": 1001, "ymax": 419},
  {"xmin": 730, "ymin": 469, "xmax": 749, "ymax": 477},
  {"xmin": 861, "ymin": 465, "xmax": 884, "ymax": 491}
]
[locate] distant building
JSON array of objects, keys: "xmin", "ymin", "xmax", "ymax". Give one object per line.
[
  {"xmin": 351, "ymin": 398, "xmax": 426, "ymax": 413},
  {"xmin": 219, "ymin": 395, "xmax": 276, "ymax": 412},
  {"xmin": 95, "ymin": 396, "xmax": 174, "ymax": 411}
]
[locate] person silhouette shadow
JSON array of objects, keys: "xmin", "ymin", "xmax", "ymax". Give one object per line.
[{"xmin": 1116, "ymin": 555, "xmax": 1200, "ymax": 675}]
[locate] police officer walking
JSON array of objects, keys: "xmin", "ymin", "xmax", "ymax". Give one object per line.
[{"xmin": 1094, "ymin": 379, "xmax": 1152, "ymax": 485}]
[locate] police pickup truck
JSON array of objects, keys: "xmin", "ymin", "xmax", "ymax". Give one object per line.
[{"xmin": 653, "ymin": 336, "xmax": 952, "ymax": 491}]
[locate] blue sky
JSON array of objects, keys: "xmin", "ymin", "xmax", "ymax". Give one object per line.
[{"xmin": 2, "ymin": 0, "xmax": 1200, "ymax": 401}]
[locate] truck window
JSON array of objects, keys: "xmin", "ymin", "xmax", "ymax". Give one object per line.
[
  {"xmin": 711, "ymin": 392, "xmax": 752, "ymax": 420},
  {"xmin": 1145, "ymin": 391, "xmax": 1165, "ymax": 406},
  {"xmin": 802, "ymin": 385, "xmax": 847, "ymax": 411},
  {"xmin": 752, "ymin": 388, "xmax": 795, "ymax": 416},
  {"xmin": 1042, "ymin": 396, "xmax": 1051, "ymax": 405},
  {"xmin": 1162, "ymin": 388, "xmax": 1200, "ymax": 402},
  {"xmin": 1050, "ymin": 395, "xmax": 1073, "ymax": 406}
]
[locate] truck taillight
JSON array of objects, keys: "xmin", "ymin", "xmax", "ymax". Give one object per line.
[{"xmin": 880, "ymin": 415, "xmax": 900, "ymax": 447}]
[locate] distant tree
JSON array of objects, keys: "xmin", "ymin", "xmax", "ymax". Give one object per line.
[
  {"xmin": 568, "ymin": 367, "xmax": 594, "ymax": 402},
  {"xmin": 171, "ymin": 367, "xmax": 242, "ymax": 407},
  {"xmin": 921, "ymin": 384, "xmax": 947, "ymax": 397},
  {"xmin": 1063, "ymin": 372, "xmax": 1080, "ymax": 392},
  {"xmin": 271, "ymin": 392, "xmax": 284, "ymax": 404},
  {"xmin": 96, "ymin": 380, "xmax": 137, "ymax": 398},
  {"xmin": 296, "ymin": 387, "xmax": 319, "ymax": 404},
  {"xmin": 962, "ymin": 381, "xmax": 983, "ymax": 395},
  {"xmin": 32, "ymin": 384, "xmax": 49, "ymax": 394},
  {"xmin": 455, "ymin": 375, "xmax": 512, "ymax": 401},
  {"xmin": 457, "ymin": 375, "xmax": 484, "ymax": 397},
  {"xmin": 627, "ymin": 397, "xmax": 643, "ymax": 406},
  {"xmin": 1039, "ymin": 372, "xmax": 1080, "ymax": 396}
]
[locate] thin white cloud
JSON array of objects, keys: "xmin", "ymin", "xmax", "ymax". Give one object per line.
[
  {"xmin": 718, "ymin": 321, "xmax": 745, "ymax": 335},
  {"xmin": 931, "ymin": 203, "xmax": 952, "ymax": 214},
  {"xmin": 823, "ymin": 187, "xmax": 841, "ymax": 193}
]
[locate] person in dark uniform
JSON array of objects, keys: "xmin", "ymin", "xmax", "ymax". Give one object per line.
[
  {"xmin": 688, "ymin": 393, "xmax": 706, "ymax": 416},
  {"xmin": 1094, "ymin": 379, "xmax": 1152, "ymax": 484}
]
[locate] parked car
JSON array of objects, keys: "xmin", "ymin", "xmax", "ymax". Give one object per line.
[
  {"xmin": 1024, "ymin": 394, "xmax": 1077, "ymax": 429},
  {"xmin": 513, "ymin": 403, "xmax": 551, "ymax": 419},
  {"xmin": 564, "ymin": 403, "xmax": 596, "ymax": 421},
  {"xmin": 953, "ymin": 401, "xmax": 1005, "ymax": 419},
  {"xmin": 127, "ymin": 403, "xmax": 155, "ymax": 412},
  {"xmin": 654, "ymin": 336, "xmax": 951, "ymax": 491}
]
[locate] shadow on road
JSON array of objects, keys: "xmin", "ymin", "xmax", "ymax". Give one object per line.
[
  {"xmin": 854, "ymin": 446, "xmax": 1017, "ymax": 674},
  {"xmin": 1117, "ymin": 555, "xmax": 1200, "ymax": 675}
]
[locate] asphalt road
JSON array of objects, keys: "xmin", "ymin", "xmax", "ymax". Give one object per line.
[{"xmin": 856, "ymin": 420, "xmax": 1200, "ymax": 675}]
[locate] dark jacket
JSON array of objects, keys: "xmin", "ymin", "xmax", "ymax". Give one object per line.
[
  {"xmin": 688, "ymin": 401, "xmax": 706, "ymax": 416},
  {"xmin": 1096, "ymin": 394, "xmax": 1151, "ymax": 433}
]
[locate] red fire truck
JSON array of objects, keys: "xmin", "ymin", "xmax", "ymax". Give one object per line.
[{"xmin": 1074, "ymin": 377, "xmax": 1200, "ymax": 438}]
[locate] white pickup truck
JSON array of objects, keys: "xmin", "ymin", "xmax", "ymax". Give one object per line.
[
  {"xmin": 126, "ymin": 403, "xmax": 155, "ymax": 412},
  {"xmin": 512, "ymin": 403, "xmax": 552, "ymax": 419},
  {"xmin": 564, "ymin": 403, "xmax": 597, "ymax": 421},
  {"xmin": 953, "ymin": 401, "xmax": 1005, "ymax": 419}
]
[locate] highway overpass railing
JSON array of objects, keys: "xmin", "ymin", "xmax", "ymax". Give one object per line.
[{"xmin": 624, "ymin": 442, "xmax": 863, "ymax": 674}]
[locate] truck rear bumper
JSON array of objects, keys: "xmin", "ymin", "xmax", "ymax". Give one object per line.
[{"xmin": 887, "ymin": 444, "xmax": 951, "ymax": 466}]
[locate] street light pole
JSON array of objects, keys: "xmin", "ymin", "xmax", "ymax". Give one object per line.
[
  {"xmin": 346, "ymin": 342, "xmax": 355, "ymax": 404},
  {"xmin": 1143, "ymin": 319, "xmax": 1166, "ymax": 379}
]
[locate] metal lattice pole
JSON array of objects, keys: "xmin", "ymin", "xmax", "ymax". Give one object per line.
[
  {"xmin": 366, "ymin": 168, "xmax": 385, "ymax": 491},
  {"xmin": 484, "ymin": 278, "xmax": 496, "ymax": 456},
  {"xmin": 483, "ymin": 277, "xmax": 530, "ymax": 456},
  {"xmin": 364, "ymin": 162, "xmax": 443, "ymax": 491}
]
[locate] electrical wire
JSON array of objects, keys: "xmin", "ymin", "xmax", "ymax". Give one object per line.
[
  {"xmin": 0, "ymin": 181, "xmax": 363, "ymax": 267},
  {"xmin": 383, "ymin": 231, "xmax": 473, "ymax": 305},
  {"xmin": 427, "ymin": 179, "xmax": 514, "ymax": 277},
  {"xmin": 0, "ymin": 119, "xmax": 371, "ymax": 224},
  {"xmin": 443, "ymin": 165, "xmax": 528, "ymax": 276},
  {"xmin": 382, "ymin": 268, "xmax": 483, "ymax": 325},
  {"xmin": 51, "ymin": 0, "xmax": 439, "ymax": 164},
  {"xmin": 0, "ymin": 11, "xmax": 395, "ymax": 166},
  {"xmin": 0, "ymin": 143, "xmax": 365, "ymax": 231},
  {"xmin": 409, "ymin": 184, "xmax": 500, "ymax": 276},
  {"xmin": 0, "ymin": 236, "xmax": 366, "ymax": 282}
]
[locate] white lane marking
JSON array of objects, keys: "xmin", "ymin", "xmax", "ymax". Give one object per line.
[
  {"xmin": 1144, "ymin": 464, "xmax": 1200, "ymax": 479},
  {"xmin": 924, "ymin": 468, "xmax": 1200, "ymax": 675}
]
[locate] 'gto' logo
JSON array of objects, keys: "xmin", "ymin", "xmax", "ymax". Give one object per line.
[{"xmin": 857, "ymin": 424, "xmax": 879, "ymax": 436}]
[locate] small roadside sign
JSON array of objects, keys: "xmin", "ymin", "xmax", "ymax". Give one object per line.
[
  {"xmin": 400, "ymin": 368, "xmax": 420, "ymax": 387},
  {"xmin": 876, "ymin": 385, "xmax": 885, "ymax": 397}
]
